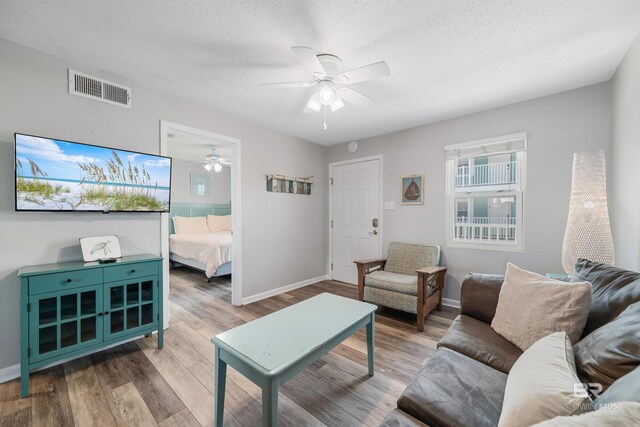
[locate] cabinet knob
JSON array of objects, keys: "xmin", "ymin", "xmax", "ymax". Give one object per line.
[
  {"xmin": 104, "ymin": 311, "xmax": 110, "ymax": 315},
  {"xmin": 98, "ymin": 312, "xmax": 103, "ymax": 316},
  {"xmin": 130, "ymin": 269, "xmax": 136, "ymax": 273},
  {"xmin": 66, "ymin": 278, "xmax": 72, "ymax": 283}
]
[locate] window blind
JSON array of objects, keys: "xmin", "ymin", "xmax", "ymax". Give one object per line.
[{"xmin": 445, "ymin": 132, "xmax": 527, "ymax": 160}]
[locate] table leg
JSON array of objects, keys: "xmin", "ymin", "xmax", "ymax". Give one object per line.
[
  {"xmin": 214, "ymin": 347, "xmax": 227, "ymax": 427},
  {"xmin": 366, "ymin": 313, "xmax": 375, "ymax": 376},
  {"xmin": 262, "ymin": 378, "xmax": 279, "ymax": 427}
]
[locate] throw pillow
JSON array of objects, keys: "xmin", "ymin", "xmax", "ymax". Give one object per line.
[
  {"xmin": 207, "ymin": 215, "xmax": 232, "ymax": 232},
  {"xmin": 173, "ymin": 216, "xmax": 209, "ymax": 234},
  {"xmin": 573, "ymin": 301, "xmax": 640, "ymax": 391},
  {"xmin": 531, "ymin": 402, "xmax": 640, "ymax": 426},
  {"xmin": 498, "ymin": 332, "xmax": 592, "ymax": 427},
  {"xmin": 491, "ymin": 263, "xmax": 591, "ymax": 350}
]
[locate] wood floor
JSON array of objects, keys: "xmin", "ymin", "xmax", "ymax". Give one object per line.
[{"xmin": 0, "ymin": 266, "xmax": 458, "ymax": 426}]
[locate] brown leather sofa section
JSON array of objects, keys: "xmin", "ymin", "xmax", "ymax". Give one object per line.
[
  {"xmin": 397, "ymin": 348, "xmax": 507, "ymax": 427},
  {"xmin": 437, "ymin": 314, "xmax": 522, "ymax": 374},
  {"xmin": 458, "ymin": 273, "xmax": 504, "ymax": 324},
  {"xmin": 571, "ymin": 258, "xmax": 640, "ymax": 336}
]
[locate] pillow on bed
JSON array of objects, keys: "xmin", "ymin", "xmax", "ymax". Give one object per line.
[
  {"xmin": 173, "ymin": 216, "xmax": 209, "ymax": 234},
  {"xmin": 208, "ymin": 215, "xmax": 232, "ymax": 232}
]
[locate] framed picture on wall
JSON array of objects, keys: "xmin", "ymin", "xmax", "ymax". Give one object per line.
[
  {"xmin": 401, "ymin": 174, "xmax": 424, "ymax": 205},
  {"xmin": 191, "ymin": 173, "xmax": 211, "ymax": 197}
]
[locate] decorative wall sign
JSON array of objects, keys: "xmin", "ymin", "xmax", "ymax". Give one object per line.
[
  {"xmin": 80, "ymin": 235, "xmax": 122, "ymax": 262},
  {"xmin": 267, "ymin": 175, "xmax": 313, "ymax": 195},
  {"xmin": 401, "ymin": 175, "xmax": 424, "ymax": 205}
]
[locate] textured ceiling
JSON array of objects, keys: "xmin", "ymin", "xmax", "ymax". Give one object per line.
[{"xmin": 2, "ymin": 1, "xmax": 640, "ymax": 145}]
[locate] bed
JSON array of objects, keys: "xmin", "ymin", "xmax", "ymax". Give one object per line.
[{"xmin": 169, "ymin": 203, "xmax": 232, "ymax": 278}]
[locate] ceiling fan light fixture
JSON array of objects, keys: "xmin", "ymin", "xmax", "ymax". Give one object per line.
[
  {"xmin": 306, "ymin": 93, "xmax": 322, "ymax": 112},
  {"xmin": 330, "ymin": 95, "xmax": 344, "ymax": 112},
  {"xmin": 213, "ymin": 162, "xmax": 223, "ymax": 173},
  {"xmin": 318, "ymin": 81, "xmax": 334, "ymax": 105},
  {"xmin": 204, "ymin": 162, "xmax": 213, "ymax": 172}
]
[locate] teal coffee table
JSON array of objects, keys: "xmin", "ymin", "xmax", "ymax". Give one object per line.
[{"xmin": 212, "ymin": 292, "xmax": 377, "ymax": 426}]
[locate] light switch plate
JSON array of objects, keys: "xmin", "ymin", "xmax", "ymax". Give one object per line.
[{"xmin": 384, "ymin": 202, "xmax": 396, "ymax": 210}]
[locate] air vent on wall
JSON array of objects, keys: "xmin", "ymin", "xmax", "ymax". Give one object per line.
[{"xmin": 68, "ymin": 69, "xmax": 132, "ymax": 108}]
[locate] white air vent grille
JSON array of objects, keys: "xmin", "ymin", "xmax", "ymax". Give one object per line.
[{"xmin": 68, "ymin": 69, "xmax": 132, "ymax": 108}]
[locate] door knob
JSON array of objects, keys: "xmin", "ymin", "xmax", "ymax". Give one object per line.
[{"xmin": 368, "ymin": 230, "xmax": 378, "ymax": 236}]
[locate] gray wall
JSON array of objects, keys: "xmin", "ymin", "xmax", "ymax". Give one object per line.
[
  {"xmin": 171, "ymin": 158, "xmax": 231, "ymax": 205},
  {"xmin": 611, "ymin": 34, "xmax": 640, "ymax": 271},
  {"xmin": 327, "ymin": 83, "xmax": 611, "ymax": 301},
  {"xmin": 0, "ymin": 39, "xmax": 327, "ymax": 370}
]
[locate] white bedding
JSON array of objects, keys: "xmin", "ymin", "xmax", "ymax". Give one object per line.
[{"xmin": 169, "ymin": 231, "xmax": 231, "ymax": 278}]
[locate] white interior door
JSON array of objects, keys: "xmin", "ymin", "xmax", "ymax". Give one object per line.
[{"xmin": 331, "ymin": 159, "xmax": 381, "ymax": 284}]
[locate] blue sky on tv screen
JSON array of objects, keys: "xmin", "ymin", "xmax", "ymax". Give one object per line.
[{"xmin": 16, "ymin": 134, "xmax": 171, "ymax": 187}]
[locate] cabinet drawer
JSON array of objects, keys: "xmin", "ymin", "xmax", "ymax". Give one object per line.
[
  {"xmin": 104, "ymin": 262, "xmax": 158, "ymax": 283},
  {"xmin": 29, "ymin": 269, "xmax": 103, "ymax": 295}
]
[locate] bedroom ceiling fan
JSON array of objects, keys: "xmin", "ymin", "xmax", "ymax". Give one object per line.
[
  {"xmin": 201, "ymin": 147, "xmax": 230, "ymax": 173},
  {"xmin": 260, "ymin": 46, "xmax": 390, "ymax": 129}
]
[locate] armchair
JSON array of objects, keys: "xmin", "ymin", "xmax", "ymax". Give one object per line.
[{"xmin": 355, "ymin": 242, "xmax": 446, "ymax": 331}]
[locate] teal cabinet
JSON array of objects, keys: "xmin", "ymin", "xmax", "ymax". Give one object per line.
[{"xmin": 18, "ymin": 254, "xmax": 163, "ymax": 398}]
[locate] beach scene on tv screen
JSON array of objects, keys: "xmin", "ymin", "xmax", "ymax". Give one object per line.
[{"xmin": 16, "ymin": 135, "xmax": 171, "ymax": 211}]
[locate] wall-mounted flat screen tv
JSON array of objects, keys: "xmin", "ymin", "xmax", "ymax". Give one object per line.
[{"xmin": 15, "ymin": 133, "xmax": 172, "ymax": 212}]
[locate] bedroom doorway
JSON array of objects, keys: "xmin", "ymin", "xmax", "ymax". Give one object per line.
[{"xmin": 160, "ymin": 121, "xmax": 242, "ymax": 329}]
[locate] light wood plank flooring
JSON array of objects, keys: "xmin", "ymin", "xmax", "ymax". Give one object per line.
[{"xmin": 0, "ymin": 266, "xmax": 458, "ymax": 426}]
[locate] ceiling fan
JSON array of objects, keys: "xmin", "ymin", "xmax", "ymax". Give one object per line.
[
  {"xmin": 201, "ymin": 147, "xmax": 230, "ymax": 173},
  {"xmin": 261, "ymin": 47, "xmax": 390, "ymax": 127}
]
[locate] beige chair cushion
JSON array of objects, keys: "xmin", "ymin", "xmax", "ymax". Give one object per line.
[
  {"xmin": 498, "ymin": 332, "xmax": 592, "ymax": 427},
  {"xmin": 384, "ymin": 242, "xmax": 440, "ymax": 275},
  {"xmin": 207, "ymin": 214, "xmax": 232, "ymax": 232},
  {"xmin": 173, "ymin": 216, "xmax": 209, "ymax": 234},
  {"xmin": 532, "ymin": 402, "xmax": 640, "ymax": 426},
  {"xmin": 365, "ymin": 270, "xmax": 417, "ymax": 295},
  {"xmin": 491, "ymin": 263, "xmax": 591, "ymax": 351}
]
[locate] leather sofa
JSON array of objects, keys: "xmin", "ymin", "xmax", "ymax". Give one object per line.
[{"xmin": 380, "ymin": 259, "xmax": 640, "ymax": 426}]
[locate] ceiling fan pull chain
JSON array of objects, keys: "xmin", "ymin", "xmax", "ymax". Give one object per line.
[{"xmin": 323, "ymin": 106, "xmax": 328, "ymax": 130}]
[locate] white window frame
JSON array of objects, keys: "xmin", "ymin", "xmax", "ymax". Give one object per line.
[{"xmin": 445, "ymin": 133, "xmax": 527, "ymax": 252}]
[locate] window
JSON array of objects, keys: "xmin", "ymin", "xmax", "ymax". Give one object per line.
[{"xmin": 445, "ymin": 133, "xmax": 526, "ymax": 251}]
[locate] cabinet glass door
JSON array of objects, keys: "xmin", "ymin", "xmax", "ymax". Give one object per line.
[
  {"xmin": 104, "ymin": 277, "xmax": 157, "ymax": 341},
  {"xmin": 29, "ymin": 285, "xmax": 103, "ymax": 362}
]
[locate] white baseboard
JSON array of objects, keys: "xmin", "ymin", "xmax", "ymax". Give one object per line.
[
  {"xmin": 0, "ymin": 363, "xmax": 20, "ymax": 384},
  {"xmin": 241, "ymin": 275, "xmax": 329, "ymax": 305},
  {"xmin": 442, "ymin": 298, "xmax": 461, "ymax": 309}
]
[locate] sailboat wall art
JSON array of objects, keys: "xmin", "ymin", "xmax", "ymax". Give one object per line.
[{"xmin": 401, "ymin": 175, "xmax": 424, "ymax": 205}]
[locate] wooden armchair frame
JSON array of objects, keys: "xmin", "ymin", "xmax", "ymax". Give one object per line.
[{"xmin": 354, "ymin": 259, "xmax": 447, "ymax": 331}]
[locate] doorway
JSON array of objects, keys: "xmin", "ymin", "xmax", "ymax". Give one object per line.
[
  {"xmin": 160, "ymin": 121, "xmax": 242, "ymax": 329},
  {"xmin": 329, "ymin": 155, "xmax": 383, "ymax": 284}
]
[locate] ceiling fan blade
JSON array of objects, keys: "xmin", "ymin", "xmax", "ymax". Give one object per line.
[
  {"xmin": 337, "ymin": 87, "xmax": 373, "ymax": 107},
  {"xmin": 338, "ymin": 61, "xmax": 390, "ymax": 84},
  {"xmin": 291, "ymin": 46, "xmax": 327, "ymax": 77},
  {"xmin": 260, "ymin": 81, "xmax": 314, "ymax": 88}
]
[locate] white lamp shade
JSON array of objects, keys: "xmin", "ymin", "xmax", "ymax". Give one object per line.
[
  {"xmin": 561, "ymin": 151, "xmax": 615, "ymax": 274},
  {"xmin": 213, "ymin": 162, "xmax": 223, "ymax": 173},
  {"xmin": 203, "ymin": 163, "xmax": 213, "ymax": 172}
]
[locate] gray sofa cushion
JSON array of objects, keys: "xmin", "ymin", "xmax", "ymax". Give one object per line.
[
  {"xmin": 397, "ymin": 348, "xmax": 506, "ymax": 427},
  {"xmin": 574, "ymin": 301, "xmax": 640, "ymax": 390},
  {"xmin": 438, "ymin": 314, "xmax": 522, "ymax": 374},
  {"xmin": 571, "ymin": 258, "xmax": 640, "ymax": 337},
  {"xmin": 593, "ymin": 366, "xmax": 640, "ymax": 409},
  {"xmin": 379, "ymin": 409, "xmax": 429, "ymax": 427}
]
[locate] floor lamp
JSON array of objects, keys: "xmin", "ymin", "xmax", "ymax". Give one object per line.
[{"xmin": 562, "ymin": 150, "xmax": 615, "ymax": 274}]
